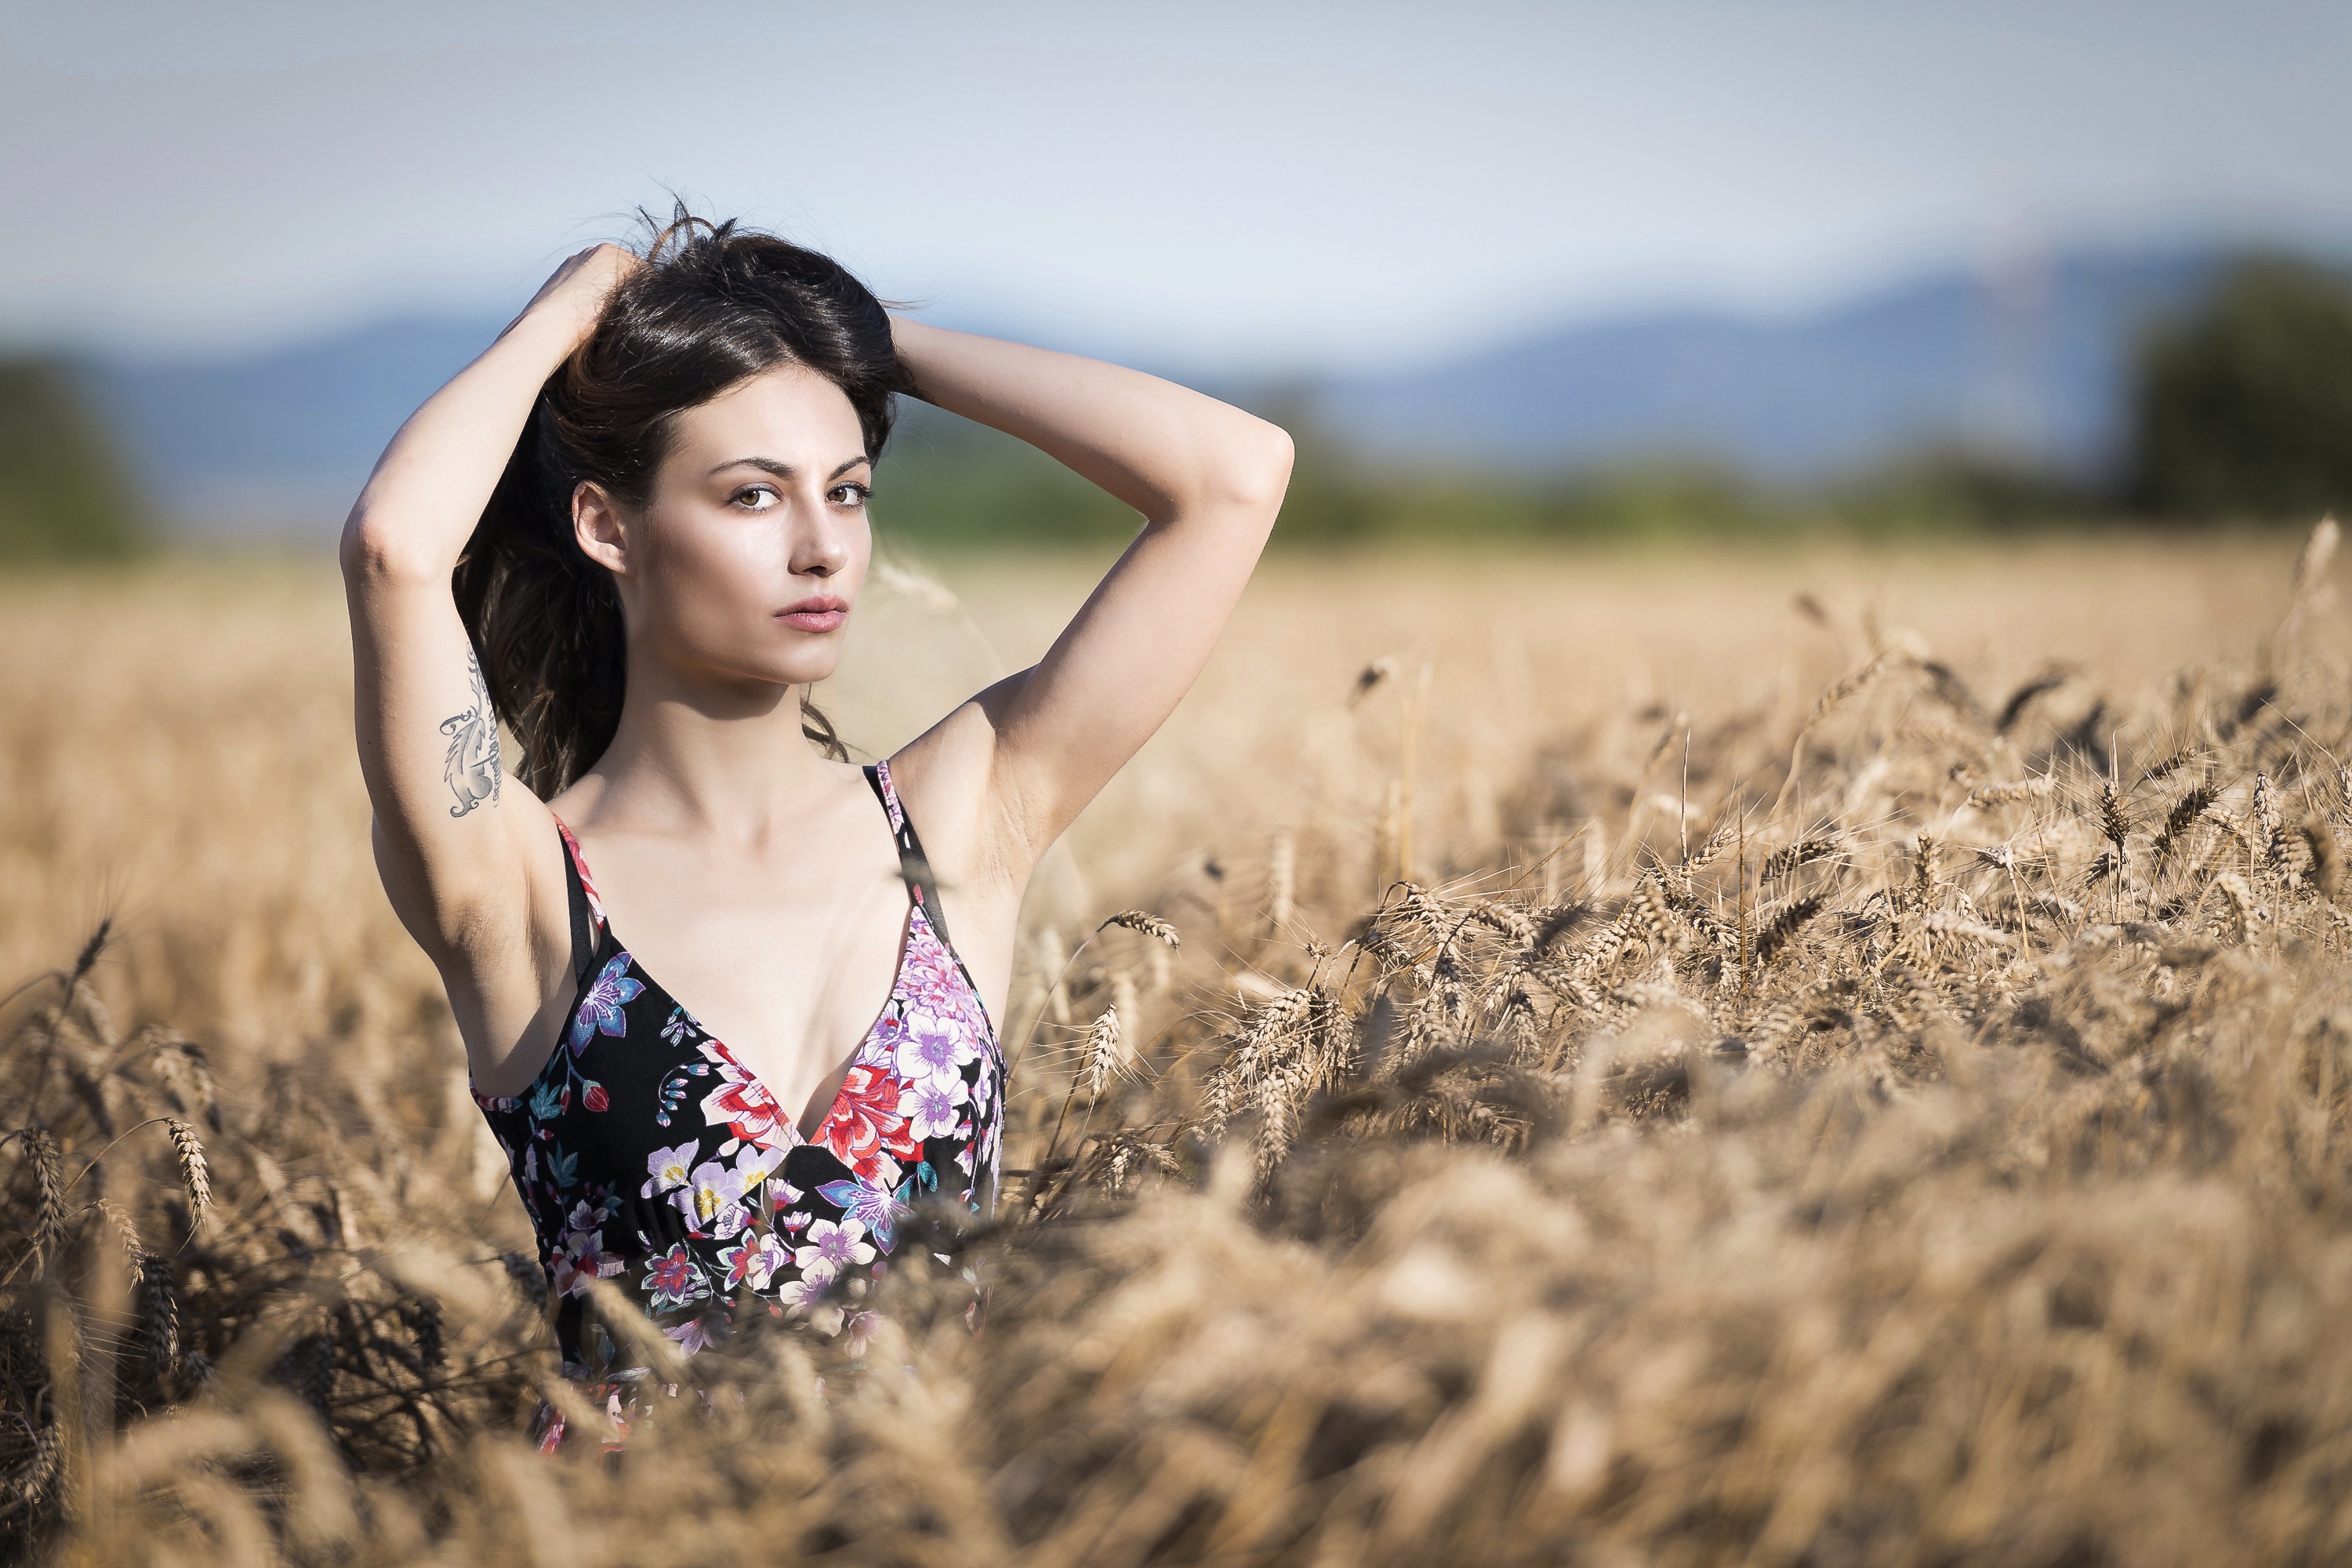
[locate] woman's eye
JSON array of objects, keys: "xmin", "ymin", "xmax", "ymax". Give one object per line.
[
  {"xmin": 733, "ymin": 486, "xmax": 779, "ymax": 510},
  {"xmin": 829, "ymin": 482, "xmax": 871, "ymax": 508}
]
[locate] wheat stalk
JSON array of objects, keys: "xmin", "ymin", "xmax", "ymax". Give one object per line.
[{"xmin": 160, "ymin": 1121, "xmax": 212, "ymax": 1238}]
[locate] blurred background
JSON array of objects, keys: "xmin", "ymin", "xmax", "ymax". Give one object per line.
[
  {"xmin": 6, "ymin": 0, "xmax": 2352, "ymax": 561},
  {"xmin": 20, "ymin": 12, "xmax": 2352, "ymax": 1558}
]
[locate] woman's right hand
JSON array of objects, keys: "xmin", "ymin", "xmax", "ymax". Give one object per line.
[{"xmin": 510, "ymin": 243, "xmax": 641, "ymax": 340}]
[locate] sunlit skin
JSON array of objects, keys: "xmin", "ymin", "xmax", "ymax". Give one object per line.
[
  {"xmin": 551, "ymin": 367, "xmax": 912, "ymax": 1130},
  {"xmin": 341, "ymin": 241, "xmax": 1293, "ymax": 1140},
  {"xmin": 579, "ymin": 365, "xmax": 873, "ymax": 700}
]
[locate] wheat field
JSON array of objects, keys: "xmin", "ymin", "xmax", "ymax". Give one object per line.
[{"xmin": 7, "ymin": 528, "xmax": 2352, "ymax": 1566}]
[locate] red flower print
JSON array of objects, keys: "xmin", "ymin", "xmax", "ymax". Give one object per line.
[
  {"xmin": 642, "ymin": 1241, "xmax": 710, "ymax": 1311},
  {"xmin": 816, "ymin": 1064, "xmax": 920, "ymax": 1183},
  {"xmin": 697, "ymin": 1040, "xmax": 792, "ymax": 1151},
  {"xmin": 583, "ymin": 1083, "xmax": 609, "ymax": 1112}
]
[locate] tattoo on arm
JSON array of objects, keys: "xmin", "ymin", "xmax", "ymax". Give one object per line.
[{"xmin": 439, "ymin": 652, "xmax": 503, "ymax": 818}]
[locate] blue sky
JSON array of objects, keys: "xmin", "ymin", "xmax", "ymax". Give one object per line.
[{"xmin": 5, "ymin": 0, "xmax": 2348, "ymax": 372}]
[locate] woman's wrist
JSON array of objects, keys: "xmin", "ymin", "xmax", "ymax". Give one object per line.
[
  {"xmin": 497, "ymin": 245, "xmax": 633, "ymax": 358},
  {"xmin": 887, "ymin": 313, "xmax": 935, "ymax": 400},
  {"xmin": 495, "ymin": 292, "xmax": 600, "ymax": 368}
]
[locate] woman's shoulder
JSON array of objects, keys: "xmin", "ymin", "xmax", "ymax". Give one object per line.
[{"xmin": 884, "ymin": 712, "xmax": 1029, "ymax": 891}]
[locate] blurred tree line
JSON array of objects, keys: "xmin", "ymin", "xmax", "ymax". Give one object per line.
[
  {"xmin": 0, "ymin": 359, "xmax": 149, "ymax": 561},
  {"xmin": 5, "ymin": 252, "xmax": 2352, "ymax": 561},
  {"xmin": 874, "ymin": 252, "xmax": 2352, "ymax": 548},
  {"xmin": 2128, "ymin": 257, "xmax": 2352, "ymax": 520}
]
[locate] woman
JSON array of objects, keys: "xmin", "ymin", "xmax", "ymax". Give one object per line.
[{"xmin": 341, "ymin": 215, "xmax": 1291, "ymax": 1443}]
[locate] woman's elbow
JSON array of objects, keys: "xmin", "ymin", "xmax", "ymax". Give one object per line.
[
  {"xmin": 1209, "ymin": 419, "xmax": 1295, "ymax": 512},
  {"xmin": 339, "ymin": 506, "xmax": 450, "ymax": 589}
]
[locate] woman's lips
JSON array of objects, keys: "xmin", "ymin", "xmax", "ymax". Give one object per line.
[{"xmin": 776, "ymin": 598, "xmax": 848, "ymax": 633}]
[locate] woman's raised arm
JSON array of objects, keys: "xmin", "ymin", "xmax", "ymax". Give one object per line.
[
  {"xmin": 885, "ymin": 317, "xmax": 1294, "ymax": 868},
  {"xmin": 339, "ymin": 245, "xmax": 631, "ymax": 1014}
]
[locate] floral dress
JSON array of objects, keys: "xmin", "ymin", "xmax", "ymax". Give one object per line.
[{"xmin": 471, "ymin": 760, "xmax": 1004, "ymax": 1451}]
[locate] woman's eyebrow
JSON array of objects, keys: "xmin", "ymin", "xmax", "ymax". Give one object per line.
[{"xmin": 707, "ymin": 455, "xmax": 874, "ymax": 480}]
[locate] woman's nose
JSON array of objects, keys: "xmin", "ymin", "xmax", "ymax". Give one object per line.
[
  {"xmin": 800, "ymin": 531, "xmax": 847, "ymax": 580},
  {"xmin": 795, "ymin": 510, "xmax": 852, "ymax": 578}
]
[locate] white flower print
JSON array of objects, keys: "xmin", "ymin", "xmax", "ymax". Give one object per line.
[
  {"xmin": 642, "ymin": 1140, "xmax": 699, "ymax": 1197},
  {"xmin": 719, "ymin": 1230, "xmax": 791, "ymax": 1291},
  {"xmin": 732, "ymin": 1144, "xmax": 781, "ymax": 1189},
  {"xmin": 681, "ymin": 1157, "xmax": 753, "ymax": 1240},
  {"xmin": 891, "ymin": 1008, "xmax": 968, "ymax": 1087},
  {"xmin": 902, "ymin": 1074, "xmax": 971, "ymax": 1140},
  {"xmin": 773, "ymin": 1271, "xmax": 847, "ymax": 1336},
  {"xmin": 793, "ymin": 1217, "xmax": 876, "ymax": 1283}
]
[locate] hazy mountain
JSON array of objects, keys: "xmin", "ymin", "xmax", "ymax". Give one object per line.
[
  {"xmin": 1313, "ymin": 248, "xmax": 2223, "ymax": 480},
  {"xmin": 89, "ymin": 314, "xmax": 509, "ymax": 535},
  {"xmin": 73, "ymin": 244, "xmax": 2267, "ymax": 535}
]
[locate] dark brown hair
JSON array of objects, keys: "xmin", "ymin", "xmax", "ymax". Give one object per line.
[{"xmin": 453, "ymin": 210, "xmax": 912, "ymax": 797}]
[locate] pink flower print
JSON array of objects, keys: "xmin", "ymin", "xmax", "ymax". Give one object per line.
[
  {"xmin": 642, "ymin": 1243, "xmax": 710, "ymax": 1311},
  {"xmin": 905, "ymin": 927, "xmax": 985, "ymax": 1014},
  {"xmin": 762, "ymin": 1176, "xmax": 804, "ymax": 1222},
  {"xmin": 569, "ymin": 954, "xmax": 644, "ymax": 1054},
  {"xmin": 557, "ymin": 824, "xmax": 606, "ymax": 924},
  {"xmin": 662, "ymin": 1316, "xmax": 718, "ymax": 1356},
  {"xmin": 902, "ymin": 1074, "xmax": 971, "ymax": 1141},
  {"xmin": 697, "ymin": 1040, "xmax": 794, "ymax": 1153},
  {"xmin": 642, "ymin": 1141, "xmax": 699, "ymax": 1198},
  {"xmin": 902, "ymin": 920, "xmax": 956, "ymax": 983},
  {"xmin": 844, "ymin": 1309, "xmax": 878, "ymax": 1359},
  {"xmin": 553, "ymin": 1226, "xmax": 623, "ymax": 1298},
  {"xmin": 793, "ymin": 1217, "xmax": 875, "ymax": 1285},
  {"xmin": 815, "ymin": 1063, "xmax": 916, "ymax": 1183},
  {"xmin": 866, "ymin": 1008, "xmax": 911, "ymax": 1058}
]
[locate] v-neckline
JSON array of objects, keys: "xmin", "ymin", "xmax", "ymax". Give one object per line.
[
  {"xmin": 580, "ymin": 848, "xmax": 927, "ymax": 1145},
  {"xmin": 713, "ymin": 892, "xmax": 921, "ymax": 1145},
  {"xmin": 543, "ymin": 809, "xmax": 997, "ymax": 1142}
]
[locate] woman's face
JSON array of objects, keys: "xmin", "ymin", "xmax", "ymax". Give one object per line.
[{"xmin": 575, "ymin": 363, "xmax": 873, "ymax": 697}]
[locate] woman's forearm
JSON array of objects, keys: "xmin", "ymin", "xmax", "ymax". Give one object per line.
[
  {"xmin": 342, "ymin": 246, "xmax": 630, "ymax": 583},
  {"xmin": 887, "ymin": 316, "xmax": 1292, "ymax": 524}
]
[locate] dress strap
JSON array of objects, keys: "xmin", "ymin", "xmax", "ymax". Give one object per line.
[
  {"xmin": 864, "ymin": 760, "xmax": 954, "ymax": 952},
  {"xmin": 552, "ymin": 818, "xmax": 606, "ymax": 987}
]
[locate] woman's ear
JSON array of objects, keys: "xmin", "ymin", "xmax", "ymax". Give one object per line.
[{"xmin": 574, "ymin": 482, "xmax": 633, "ymax": 575}]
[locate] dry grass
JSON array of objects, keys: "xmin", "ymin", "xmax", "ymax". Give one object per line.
[{"xmin": 7, "ymin": 528, "xmax": 2352, "ymax": 1565}]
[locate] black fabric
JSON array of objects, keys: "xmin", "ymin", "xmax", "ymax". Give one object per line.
[
  {"xmin": 564, "ymin": 836, "xmax": 594, "ymax": 987},
  {"xmin": 477, "ymin": 891, "xmax": 1000, "ymax": 1377},
  {"xmin": 475, "ymin": 775, "xmax": 1006, "ymax": 1419},
  {"xmin": 863, "ymin": 764, "xmax": 953, "ymax": 951}
]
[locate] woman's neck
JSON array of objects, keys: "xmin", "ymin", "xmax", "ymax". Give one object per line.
[{"xmin": 570, "ymin": 661, "xmax": 840, "ymax": 844}]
